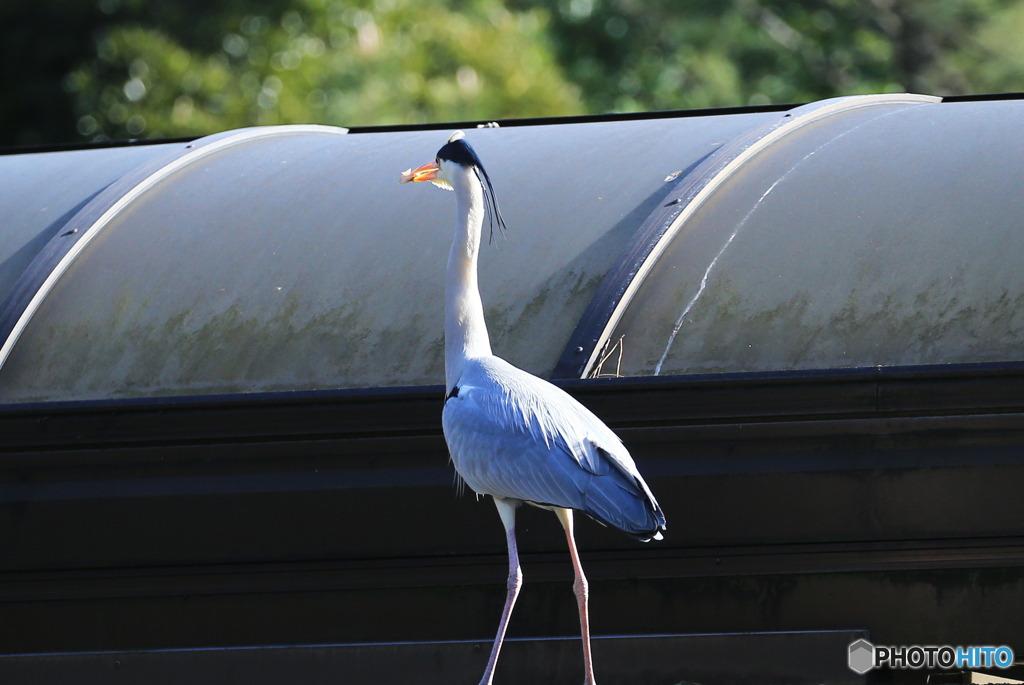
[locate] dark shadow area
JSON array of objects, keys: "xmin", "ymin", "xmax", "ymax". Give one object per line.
[{"xmin": 0, "ymin": 187, "xmax": 105, "ymax": 306}]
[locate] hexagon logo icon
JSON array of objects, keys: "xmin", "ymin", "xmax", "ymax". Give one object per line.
[{"xmin": 848, "ymin": 638, "xmax": 875, "ymax": 674}]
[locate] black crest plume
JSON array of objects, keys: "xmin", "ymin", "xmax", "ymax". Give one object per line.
[{"xmin": 436, "ymin": 131, "xmax": 507, "ymax": 244}]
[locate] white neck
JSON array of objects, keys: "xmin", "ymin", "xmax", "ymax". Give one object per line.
[{"xmin": 445, "ymin": 166, "xmax": 492, "ymax": 391}]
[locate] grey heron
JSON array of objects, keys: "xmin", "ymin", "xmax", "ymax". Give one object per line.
[{"xmin": 401, "ymin": 131, "xmax": 666, "ymax": 685}]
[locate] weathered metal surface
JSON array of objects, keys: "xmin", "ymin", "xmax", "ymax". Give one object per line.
[
  {"xmin": 614, "ymin": 100, "xmax": 1024, "ymax": 378},
  {"xmin": 553, "ymin": 94, "xmax": 937, "ymax": 380},
  {"xmin": 0, "ymin": 115, "xmax": 771, "ymax": 403},
  {"xmin": 0, "ymin": 144, "xmax": 173, "ymax": 304}
]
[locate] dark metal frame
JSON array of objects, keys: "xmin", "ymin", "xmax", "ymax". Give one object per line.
[
  {"xmin": 8, "ymin": 359, "xmax": 1024, "ymax": 479},
  {"xmin": 4, "ymin": 90, "xmax": 1023, "ymax": 157},
  {"xmin": 1, "ymin": 360, "xmax": 1023, "ymax": 656},
  {"xmin": 0, "ymin": 630, "xmax": 870, "ymax": 685},
  {"xmin": 1, "ymin": 105, "xmax": 800, "ymax": 156}
]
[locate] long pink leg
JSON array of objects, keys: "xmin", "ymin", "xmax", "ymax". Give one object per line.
[
  {"xmin": 555, "ymin": 508, "xmax": 596, "ymax": 685},
  {"xmin": 479, "ymin": 497, "xmax": 523, "ymax": 685}
]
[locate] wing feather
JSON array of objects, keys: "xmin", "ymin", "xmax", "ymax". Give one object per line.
[{"xmin": 442, "ymin": 356, "xmax": 666, "ymax": 540}]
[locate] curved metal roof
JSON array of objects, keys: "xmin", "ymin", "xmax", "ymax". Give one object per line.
[
  {"xmin": 0, "ymin": 112, "xmax": 772, "ymax": 402},
  {"xmin": 0, "ymin": 94, "xmax": 1020, "ymax": 404},
  {"xmin": 608, "ymin": 97, "xmax": 1024, "ymax": 378},
  {"xmin": 0, "ymin": 143, "xmax": 176, "ymax": 306}
]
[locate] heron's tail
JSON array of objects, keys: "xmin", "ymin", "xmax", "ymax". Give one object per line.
[{"xmin": 580, "ymin": 468, "xmax": 667, "ymax": 542}]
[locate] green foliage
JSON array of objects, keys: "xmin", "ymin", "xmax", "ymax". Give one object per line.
[
  {"xmin": 507, "ymin": 0, "xmax": 1024, "ymax": 111},
  {"xmin": 937, "ymin": 0, "xmax": 1024, "ymax": 92},
  {"xmin": 4, "ymin": 0, "xmax": 1024, "ymax": 145},
  {"xmin": 65, "ymin": 0, "xmax": 582, "ymax": 140}
]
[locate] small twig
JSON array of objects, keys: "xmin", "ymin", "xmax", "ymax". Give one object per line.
[{"xmin": 590, "ymin": 335, "xmax": 625, "ymax": 378}]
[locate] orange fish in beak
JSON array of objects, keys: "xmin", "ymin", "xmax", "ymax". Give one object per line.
[{"xmin": 399, "ymin": 160, "xmax": 440, "ymax": 184}]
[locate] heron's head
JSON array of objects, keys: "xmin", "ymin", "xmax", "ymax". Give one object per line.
[{"xmin": 400, "ymin": 130, "xmax": 507, "ymax": 241}]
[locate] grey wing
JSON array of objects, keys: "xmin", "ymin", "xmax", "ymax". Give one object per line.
[{"xmin": 442, "ymin": 360, "xmax": 666, "ymax": 541}]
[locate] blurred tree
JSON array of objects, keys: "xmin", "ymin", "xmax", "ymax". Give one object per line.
[
  {"xmin": 506, "ymin": 0, "xmax": 1024, "ymax": 111},
  {"xmin": 3, "ymin": 0, "xmax": 1024, "ymax": 146},
  {"xmin": 1, "ymin": 0, "xmax": 107, "ymax": 146},
  {"xmin": 0, "ymin": 0, "xmax": 295, "ymax": 146},
  {"xmin": 63, "ymin": 0, "xmax": 582, "ymax": 140},
  {"xmin": 935, "ymin": 0, "xmax": 1024, "ymax": 92}
]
